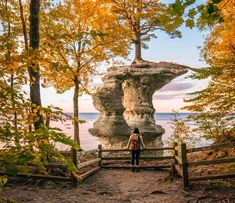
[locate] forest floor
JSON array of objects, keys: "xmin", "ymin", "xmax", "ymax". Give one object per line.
[{"xmin": 1, "ymin": 168, "xmax": 235, "ymax": 203}]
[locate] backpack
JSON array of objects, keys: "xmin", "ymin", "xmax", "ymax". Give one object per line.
[{"xmin": 130, "ymin": 134, "xmax": 140, "ymax": 150}]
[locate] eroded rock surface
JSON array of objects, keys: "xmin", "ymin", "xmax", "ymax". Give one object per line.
[{"xmin": 89, "ymin": 61, "xmax": 188, "ymax": 146}]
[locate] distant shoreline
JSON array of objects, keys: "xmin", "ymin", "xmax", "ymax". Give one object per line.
[
  {"xmin": 66, "ymin": 112, "xmax": 193, "ymax": 114},
  {"xmin": 64, "ymin": 112, "xmax": 193, "ymax": 121}
]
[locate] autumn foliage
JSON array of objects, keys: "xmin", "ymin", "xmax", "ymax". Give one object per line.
[
  {"xmin": 0, "ymin": 0, "xmax": 234, "ymax": 181},
  {"xmin": 184, "ymin": 0, "xmax": 235, "ymax": 143}
]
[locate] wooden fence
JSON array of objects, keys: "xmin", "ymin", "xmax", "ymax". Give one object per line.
[
  {"xmin": 174, "ymin": 142, "xmax": 235, "ymax": 188},
  {"xmin": 0, "ymin": 148, "xmax": 101, "ymax": 188},
  {"xmin": 70, "ymin": 142, "xmax": 235, "ymax": 187},
  {"xmin": 2, "ymin": 142, "xmax": 234, "ymax": 188},
  {"xmin": 98, "ymin": 144, "xmax": 174, "ymax": 170},
  {"xmin": 70, "ymin": 149, "xmax": 100, "ymax": 187}
]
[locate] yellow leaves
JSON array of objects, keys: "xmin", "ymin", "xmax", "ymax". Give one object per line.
[
  {"xmin": 71, "ymin": 117, "xmax": 86, "ymax": 125},
  {"xmin": 183, "ymin": 1, "xmax": 235, "ymax": 143},
  {"xmin": 33, "ymin": 108, "xmax": 38, "ymax": 114},
  {"xmin": 40, "ymin": 0, "xmax": 130, "ymax": 94},
  {"xmin": 0, "ymin": 176, "xmax": 8, "ymax": 186},
  {"xmin": 205, "ymin": 0, "xmax": 235, "ymax": 68}
]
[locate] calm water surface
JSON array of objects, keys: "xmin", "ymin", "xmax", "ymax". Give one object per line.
[
  {"xmin": 1, "ymin": 113, "xmax": 210, "ymax": 150},
  {"xmin": 52, "ymin": 113, "xmax": 209, "ymax": 151}
]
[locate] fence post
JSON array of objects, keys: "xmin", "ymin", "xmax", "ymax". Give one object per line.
[
  {"xmin": 172, "ymin": 142, "xmax": 178, "ymax": 177},
  {"xmin": 98, "ymin": 144, "xmax": 102, "ymax": 167},
  {"xmin": 180, "ymin": 142, "xmax": 189, "ymax": 188},
  {"xmin": 71, "ymin": 148, "xmax": 78, "ymax": 187}
]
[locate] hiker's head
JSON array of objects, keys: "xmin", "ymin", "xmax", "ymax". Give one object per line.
[{"xmin": 133, "ymin": 127, "xmax": 140, "ymax": 134}]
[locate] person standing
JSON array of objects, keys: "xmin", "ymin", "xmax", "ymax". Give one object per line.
[{"xmin": 127, "ymin": 127, "xmax": 146, "ymax": 172}]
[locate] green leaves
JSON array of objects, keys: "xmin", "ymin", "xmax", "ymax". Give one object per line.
[
  {"xmin": 0, "ymin": 99, "xmax": 79, "ymax": 176},
  {"xmin": 206, "ymin": 3, "xmax": 219, "ymax": 14},
  {"xmin": 170, "ymin": 0, "xmax": 186, "ymax": 15},
  {"xmin": 0, "ymin": 176, "xmax": 8, "ymax": 187},
  {"xmin": 158, "ymin": 14, "xmax": 171, "ymax": 26},
  {"xmin": 18, "ymin": 151, "xmax": 35, "ymax": 163},
  {"xmin": 6, "ymin": 168, "xmax": 18, "ymax": 176},
  {"xmin": 89, "ymin": 30, "xmax": 98, "ymax": 38},
  {"xmin": 212, "ymin": 0, "xmax": 221, "ymax": 3},
  {"xmin": 188, "ymin": 8, "xmax": 197, "ymax": 19},
  {"xmin": 185, "ymin": 19, "xmax": 194, "ymax": 29},
  {"xmin": 184, "ymin": 0, "xmax": 196, "ymax": 6}
]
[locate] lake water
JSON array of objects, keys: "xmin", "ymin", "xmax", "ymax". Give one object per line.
[
  {"xmin": 0, "ymin": 113, "xmax": 210, "ymax": 151},
  {"xmin": 52, "ymin": 112, "xmax": 207, "ymax": 151}
]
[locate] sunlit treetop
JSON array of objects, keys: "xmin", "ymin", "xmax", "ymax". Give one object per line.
[
  {"xmin": 111, "ymin": 0, "xmax": 184, "ymax": 63},
  {"xmin": 203, "ymin": 0, "xmax": 235, "ymax": 68},
  {"xmin": 183, "ymin": 0, "xmax": 235, "ymax": 143},
  {"xmin": 40, "ymin": 0, "xmax": 131, "ymax": 93}
]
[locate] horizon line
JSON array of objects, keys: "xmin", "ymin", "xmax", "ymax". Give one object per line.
[{"xmin": 65, "ymin": 112, "xmax": 193, "ymax": 113}]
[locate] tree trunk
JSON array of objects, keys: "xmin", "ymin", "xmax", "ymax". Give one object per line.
[
  {"xmin": 73, "ymin": 77, "xmax": 81, "ymax": 146},
  {"xmin": 71, "ymin": 76, "xmax": 80, "ymax": 187},
  {"xmin": 19, "ymin": 0, "xmax": 29, "ymax": 51},
  {"xmin": 19, "ymin": 0, "xmax": 31, "ymax": 132},
  {"xmin": 6, "ymin": 0, "xmax": 18, "ymax": 141},
  {"xmin": 132, "ymin": 0, "xmax": 144, "ymax": 64},
  {"xmin": 134, "ymin": 34, "xmax": 143, "ymax": 63},
  {"xmin": 10, "ymin": 74, "xmax": 18, "ymax": 131},
  {"xmin": 29, "ymin": 0, "xmax": 43, "ymax": 130},
  {"xmin": 10, "ymin": 73, "xmax": 19, "ymax": 147}
]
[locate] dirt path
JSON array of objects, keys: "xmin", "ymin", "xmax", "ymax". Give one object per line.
[{"xmin": 1, "ymin": 169, "xmax": 235, "ymax": 203}]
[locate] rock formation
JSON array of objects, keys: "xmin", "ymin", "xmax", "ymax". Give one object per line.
[{"xmin": 89, "ymin": 61, "xmax": 188, "ymax": 148}]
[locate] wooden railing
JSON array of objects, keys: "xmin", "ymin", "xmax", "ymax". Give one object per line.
[
  {"xmin": 69, "ymin": 148, "xmax": 100, "ymax": 186},
  {"xmin": 3, "ymin": 142, "xmax": 234, "ymax": 188},
  {"xmin": 174, "ymin": 142, "xmax": 235, "ymax": 188},
  {"xmin": 0, "ymin": 148, "xmax": 101, "ymax": 188},
  {"xmin": 98, "ymin": 144, "xmax": 174, "ymax": 169},
  {"xmin": 57, "ymin": 142, "xmax": 235, "ymax": 187},
  {"xmin": 76, "ymin": 158, "xmax": 101, "ymax": 182}
]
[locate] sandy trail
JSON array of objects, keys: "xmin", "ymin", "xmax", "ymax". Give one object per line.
[{"xmin": 1, "ymin": 169, "xmax": 235, "ymax": 203}]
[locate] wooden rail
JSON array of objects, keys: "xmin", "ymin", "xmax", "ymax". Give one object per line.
[
  {"xmin": 102, "ymin": 165, "xmax": 171, "ymax": 169},
  {"xmin": 77, "ymin": 167, "xmax": 100, "ymax": 182},
  {"xmin": 61, "ymin": 148, "xmax": 101, "ymax": 186},
  {"xmin": 1, "ymin": 148, "xmax": 101, "ymax": 188},
  {"xmin": 65, "ymin": 142, "xmax": 235, "ymax": 188},
  {"xmin": 101, "ymin": 156, "xmax": 173, "ymax": 161},
  {"xmin": 173, "ymin": 142, "xmax": 235, "ymax": 189},
  {"xmin": 60, "ymin": 149, "xmax": 98, "ymax": 156},
  {"xmin": 188, "ymin": 157, "xmax": 235, "ymax": 167},
  {"xmin": 101, "ymin": 147, "xmax": 174, "ymax": 152},
  {"xmin": 0, "ymin": 172, "xmax": 70, "ymax": 181},
  {"xmin": 77, "ymin": 158, "xmax": 101, "ymax": 169},
  {"xmin": 76, "ymin": 156, "xmax": 101, "ymax": 183},
  {"xmin": 98, "ymin": 144, "xmax": 174, "ymax": 170},
  {"xmin": 4, "ymin": 142, "xmax": 234, "ymax": 189},
  {"xmin": 186, "ymin": 142, "xmax": 234, "ymax": 153},
  {"xmin": 189, "ymin": 173, "xmax": 235, "ymax": 181}
]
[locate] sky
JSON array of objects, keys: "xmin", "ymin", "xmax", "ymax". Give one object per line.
[
  {"xmin": 40, "ymin": 25, "xmax": 209, "ymax": 113},
  {"xmin": 37, "ymin": 0, "xmax": 209, "ymax": 113}
]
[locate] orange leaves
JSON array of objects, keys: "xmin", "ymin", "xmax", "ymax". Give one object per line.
[
  {"xmin": 183, "ymin": 1, "xmax": 235, "ymax": 143},
  {"xmin": 112, "ymin": 0, "xmax": 169, "ymax": 36},
  {"xmin": 204, "ymin": 0, "xmax": 235, "ymax": 68},
  {"xmin": 0, "ymin": 0, "xmax": 27, "ymax": 84},
  {"xmin": 41, "ymin": 0, "xmax": 130, "ymax": 93}
]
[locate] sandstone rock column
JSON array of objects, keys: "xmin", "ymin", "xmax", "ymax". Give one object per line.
[
  {"xmin": 89, "ymin": 68, "xmax": 131, "ymax": 137},
  {"xmin": 89, "ymin": 62, "xmax": 188, "ymax": 146},
  {"xmin": 122, "ymin": 76, "xmax": 164, "ymax": 137}
]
